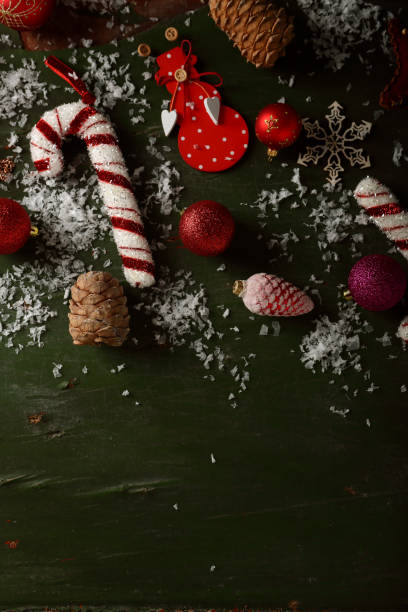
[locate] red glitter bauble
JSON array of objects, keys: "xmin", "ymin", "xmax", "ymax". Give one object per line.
[
  {"xmin": 0, "ymin": 0, "xmax": 56, "ymax": 31},
  {"xmin": 0, "ymin": 198, "xmax": 32, "ymax": 254},
  {"xmin": 255, "ymin": 102, "xmax": 302, "ymax": 157},
  {"xmin": 348, "ymin": 254, "xmax": 407, "ymax": 311},
  {"xmin": 179, "ymin": 200, "xmax": 235, "ymax": 256}
]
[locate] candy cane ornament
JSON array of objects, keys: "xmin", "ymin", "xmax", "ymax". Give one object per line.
[
  {"xmin": 354, "ymin": 176, "xmax": 408, "ymax": 260},
  {"xmin": 30, "ymin": 56, "xmax": 155, "ymax": 288}
]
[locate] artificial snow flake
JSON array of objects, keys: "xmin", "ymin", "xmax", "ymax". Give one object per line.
[
  {"xmin": 297, "ymin": 101, "xmax": 372, "ymax": 186},
  {"xmin": 52, "ymin": 363, "xmax": 63, "ymax": 378}
]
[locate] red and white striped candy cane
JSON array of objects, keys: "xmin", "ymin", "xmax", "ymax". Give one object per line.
[
  {"xmin": 354, "ymin": 176, "xmax": 408, "ymax": 260},
  {"xmin": 30, "ymin": 56, "xmax": 155, "ymax": 288}
]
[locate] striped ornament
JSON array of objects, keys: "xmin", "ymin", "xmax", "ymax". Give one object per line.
[
  {"xmin": 354, "ymin": 176, "xmax": 408, "ymax": 260},
  {"xmin": 397, "ymin": 316, "xmax": 408, "ymax": 344},
  {"xmin": 30, "ymin": 100, "xmax": 155, "ymax": 288}
]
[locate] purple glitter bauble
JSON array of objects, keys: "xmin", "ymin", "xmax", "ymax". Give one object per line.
[{"xmin": 348, "ymin": 254, "xmax": 407, "ymax": 311}]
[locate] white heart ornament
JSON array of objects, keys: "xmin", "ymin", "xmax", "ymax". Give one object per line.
[
  {"xmin": 161, "ymin": 109, "xmax": 178, "ymax": 136},
  {"xmin": 204, "ymin": 97, "xmax": 221, "ymax": 125}
]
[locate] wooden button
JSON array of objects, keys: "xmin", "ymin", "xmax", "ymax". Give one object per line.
[
  {"xmin": 137, "ymin": 43, "xmax": 151, "ymax": 58},
  {"xmin": 174, "ymin": 68, "xmax": 187, "ymax": 82},
  {"xmin": 165, "ymin": 27, "xmax": 178, "ymax": 41}
]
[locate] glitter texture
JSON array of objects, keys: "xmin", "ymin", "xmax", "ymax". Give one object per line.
[
  {"xmin": 0, "ymin": 198, "xmax": 31, "ymax": 254},
  {"xmin": 179, "ymin": 200, "xmax": 235, "ymax": 256},
  {"xmin": 348, "ymin": 254, "xmax": 407, "ymax": 311}
]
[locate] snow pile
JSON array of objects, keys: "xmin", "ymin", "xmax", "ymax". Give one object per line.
[
  {"xmin": 143, "ymin": 161, "xmax": 184, "ymax": 217},
  {"xmin": 306, "ymin": 188, "xmax": 365, "ymax": 266},
  {"xmin": 296, "ymin": 0, "xmax": 386, "ymax": 71},
  {"xmin": 300, "ymin": 299, "xmax": 372, "ymax": 375},
  {"xmin": 136, "ymin": 267, "xmax": 255, "ymax": 403},
  {"xmin": 136, "ymin": 268, "xmax": 215, "ymax": 348},
  {"xmin": 0, "ymin": 59, "xmax": 48, "ymax": 121},
  {"xmin": 66, "ymin": 49, "xmax": 152, "ymax": 117},
  {"xmin": 21, "ymin": 159, "xmax": 111, "ymax": 253}
]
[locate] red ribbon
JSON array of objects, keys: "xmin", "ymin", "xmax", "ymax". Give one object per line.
[
  {"xmin": 156, "ymin": 40, "xmax": 223, "ymax": 114},
  {"xmin": 44, "ymin": 55, "xmax": 96, "ymax": 106}
]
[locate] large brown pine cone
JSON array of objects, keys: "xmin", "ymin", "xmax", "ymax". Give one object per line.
[
  {"xmin": 68, "ymin": 271, "xmax": 130, "ymax": 347},
  {"xmin": 209, "ymin": 0, "xmax": 294, "ymax": 69}
]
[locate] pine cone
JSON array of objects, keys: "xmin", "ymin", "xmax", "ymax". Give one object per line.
[
  {"xmin": 68, "ymin": 271, "xmax": 130, "ymax": 347},
  {"xmin": 209, "ymin": 0, "xmax": 294, "ymax": 69}
]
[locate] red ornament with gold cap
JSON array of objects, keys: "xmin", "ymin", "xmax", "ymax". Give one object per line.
[
  {"xmin": 255, "ymin": 102, "xmax": 302, "ymax": 159},
  {"xmin": 0, "ymin": 198, "xmax": 38, "ymax": 254},
  {"xmin": 0, "ymin": 0, "xmax": 56, "ymax": 31}
]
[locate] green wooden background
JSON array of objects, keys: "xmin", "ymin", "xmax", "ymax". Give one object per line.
[{"xmin": 1, "ymin": 3, "xmax": 408, "ymax": 610}]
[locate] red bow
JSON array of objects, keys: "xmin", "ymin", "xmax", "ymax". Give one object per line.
[{"xmin": 155, "ymin": 40, "xmax": 223, "ymax": 121}]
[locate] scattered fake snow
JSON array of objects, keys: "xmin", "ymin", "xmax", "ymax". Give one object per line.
[
  {"xmin": 300, "ymin": 299, "xmax": 372, "ymax": 375},
  {"xmin": 0, "ymin": 58, "xmax": 48, "ymax": 122},
  {"xmin": 297, "ymin": 0, "xmax": 387, "ymax": 71}
]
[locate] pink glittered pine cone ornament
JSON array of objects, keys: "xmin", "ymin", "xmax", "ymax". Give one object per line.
[{"xmin": 233, "ymin": 273, "xmax": 314, "ymax": 317}]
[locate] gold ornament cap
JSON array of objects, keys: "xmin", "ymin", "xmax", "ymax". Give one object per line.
[
  {"xmin": 233, "ymin": 280, "xmax": 246, "ymax": 297},
  {"xmin": 267, "ymin": 148, "xmax": 278, "ymax": 161}
]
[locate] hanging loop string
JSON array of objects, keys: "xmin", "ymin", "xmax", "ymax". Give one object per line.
[
  {"xmin": 180, "ymin": 39, "xmax": 193, "ymax": 68},
  {"xmin": 195, "ymin": 71, "xmax": 223, "ymax": 88},
  {"xmin": 169, "ymin": 82, "xmax": 181, "ymax": 112},
  {"xmin": 45, "ymin": 56, "xmax": 96, "ymax": 106}
]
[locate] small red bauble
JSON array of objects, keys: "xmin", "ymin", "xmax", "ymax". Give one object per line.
[
  {"xmin": 179, "ymin": 200, "xmax": 235, "ymax": 256},
  {"xmin": 255, "ymin": 102, "xmax": 302, "ymax": 158},
  {"xmin": 348, "ymin": 254, "xmax": 407, "ymax": 311},
  {"xmin": 0, "ymin": 0, "xmax": 56, "ymax": 31},
  {"xmin": 0, "ymin": 198, "xmax": 32, "ymax": 254}
]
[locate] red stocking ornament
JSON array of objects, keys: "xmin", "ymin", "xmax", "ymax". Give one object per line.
[{"xmin": 155, "ymin": 40, "xmax": 249, "ymax": 172}]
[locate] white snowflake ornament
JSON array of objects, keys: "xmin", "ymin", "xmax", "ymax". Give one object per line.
[{"xmin": 297, "ymin": 101, "xmax": 372, "ymax": 186}]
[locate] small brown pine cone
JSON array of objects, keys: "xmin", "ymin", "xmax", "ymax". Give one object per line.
[
  {"xmin": 68, "ymin": 271, "xmax": 130, "ymax": 347},
  {"xmin": 209, "ymin": 0, "xmax": 294, "ymax": 69}
]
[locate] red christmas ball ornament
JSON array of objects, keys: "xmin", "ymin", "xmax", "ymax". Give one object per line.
[
  {"xmin": 0, "ymin": 0, "xmax": 56, "ymax": 31},
  {"xmin": 255, "ymin": 102, "xmax": 302, "ymax": 159},
  {"xmin": 347, "ymin": 254, "xmax": 407, "ymax": 311},
  {"xmin": 0, "ymin": 198, "xmax": 34, "ymax": 254},
  {"xmin": 179, "ymin": 200, "xmax": 235, "ymax": 256}
]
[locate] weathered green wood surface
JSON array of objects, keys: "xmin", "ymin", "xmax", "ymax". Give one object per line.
[{"xmin": 1, "ymin": 3, "xmax": 408, "ymax": 610}]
